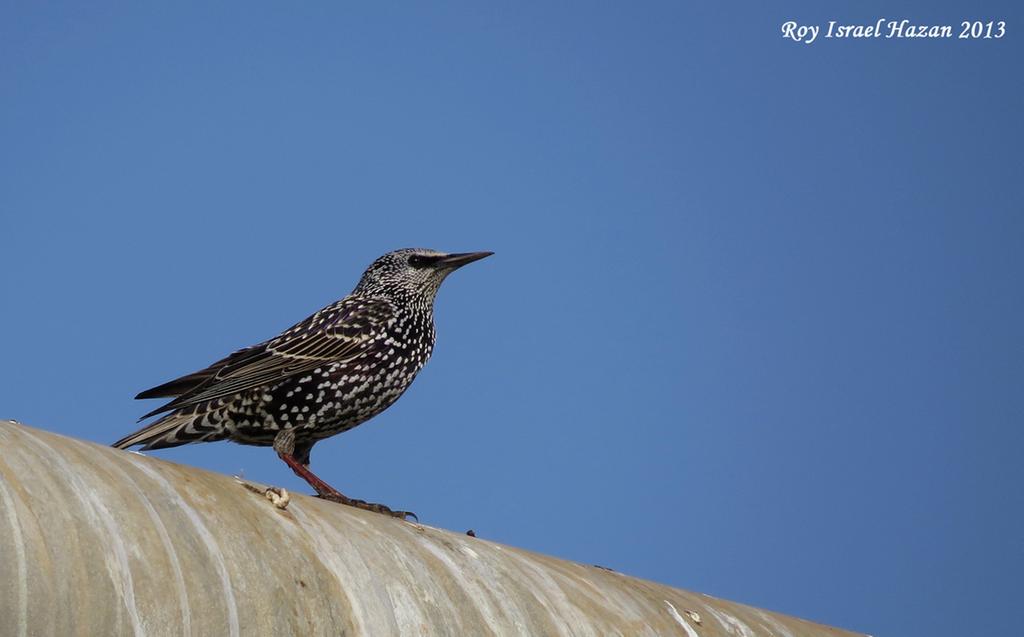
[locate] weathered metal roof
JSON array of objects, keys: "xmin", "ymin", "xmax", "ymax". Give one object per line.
[{"xmin": 0, "ymin": 420, "xmax": 864, "ymax": 636}]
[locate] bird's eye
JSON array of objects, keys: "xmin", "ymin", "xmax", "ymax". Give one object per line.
[{"xmin": 407, "ymin": 255, "xmax": 428, "ymax": 268}]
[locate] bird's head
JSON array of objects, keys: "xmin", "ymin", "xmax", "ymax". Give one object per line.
[{"xmin": 353, "ymin": 248, "xmax": 493, "ymax": 302}]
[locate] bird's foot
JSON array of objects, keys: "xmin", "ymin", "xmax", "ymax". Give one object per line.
[
  {"xmin": 273, "ymin": 437, "xmax": 416, "ymax": 520},
  {"xmin": 314, "ymin": 491, "xmax": 417, "ymax": 521}
]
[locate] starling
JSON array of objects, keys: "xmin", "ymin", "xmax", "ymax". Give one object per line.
[{"xmin": 114, "ymin": 248, "xmax": 492, "ymax": 518}]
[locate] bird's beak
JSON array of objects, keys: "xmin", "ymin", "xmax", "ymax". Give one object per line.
[{"xmin": 438, "ymin": 251, "xmax": 494, "ymax": 268}]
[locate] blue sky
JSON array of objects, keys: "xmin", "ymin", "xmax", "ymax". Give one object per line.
[{"xmin": 2, "ymin": 2, "xmax": 1021, "ymax": 635}]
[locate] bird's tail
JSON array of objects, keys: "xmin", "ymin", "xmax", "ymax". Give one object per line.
[{"xmin": 112, "ymin": 412, "xmax": 223, "ymax": 451}]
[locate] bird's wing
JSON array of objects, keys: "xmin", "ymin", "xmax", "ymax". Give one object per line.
[
  {"xmin": 134, "ymin": 347, "xmax": 259, "ymax": 399},
  {"xmin": 136, "ymin": 297, "xmax": 397, "ymax": 419}
]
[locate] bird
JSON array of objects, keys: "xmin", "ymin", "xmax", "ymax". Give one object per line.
[{"xmin": 113, "ymin": 248, "xmax": 493, "ymax": 518}]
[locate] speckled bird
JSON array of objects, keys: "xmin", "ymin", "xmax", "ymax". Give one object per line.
[{"xmin": 113, "ymin": 248, "xmax": 493, "ymax": 517}]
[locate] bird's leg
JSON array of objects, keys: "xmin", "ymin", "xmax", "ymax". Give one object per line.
[
  {"xmin": 273, "ymin": 428, "xmax": 349, "ymax": 497},
  {"xmin": 272, "ymin": 429, "xmax": 416, "ymax": 521}
]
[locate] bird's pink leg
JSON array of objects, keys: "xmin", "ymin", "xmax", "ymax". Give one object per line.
[
  {"xmin": 273, "ymin": 430, "xmax": 416, "ymax": 520},
  {"xmin": 276, "ymin": 451, "xmax": 346, "ymax": 498}
]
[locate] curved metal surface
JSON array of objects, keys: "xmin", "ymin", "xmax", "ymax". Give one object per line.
[{"xmin": 0, "ymin": 421, "xmax": 864, "ymax": 636}]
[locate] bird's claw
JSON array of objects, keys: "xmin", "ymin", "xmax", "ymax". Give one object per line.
[{"xmin": 315, "ymin": 492, "xmax": 417, "ymax": 521}]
